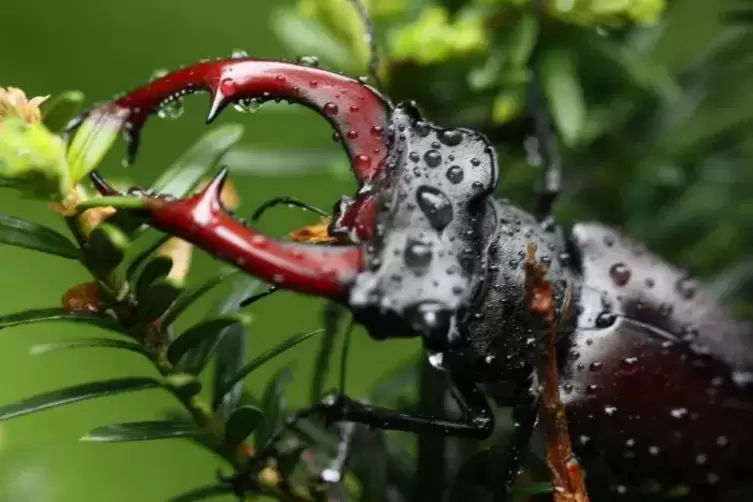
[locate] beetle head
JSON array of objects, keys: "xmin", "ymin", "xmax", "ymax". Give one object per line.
[
  {"xmin": 74, "ymin": 60, "xmax": 497, "ymax": 348},
  {"xmin": 339, "ymin": 103, "xmax": 499, "ymax": 347}
]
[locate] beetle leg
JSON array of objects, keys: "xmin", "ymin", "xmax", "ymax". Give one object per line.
[{"xmin": 251, "ymin": 371, "xmax": 494, "ymax": 468}]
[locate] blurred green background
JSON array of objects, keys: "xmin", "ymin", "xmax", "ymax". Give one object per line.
[
  {"xmin": 0, "ymin": 0, "xmax": 418, "ymax": 500},
  {"xmin": 1, "ymin": 0, "xmax": 752, "ymax": 501}
]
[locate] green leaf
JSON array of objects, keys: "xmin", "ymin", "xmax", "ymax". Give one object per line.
[
  {"xmin": 224, "ymin": 405, "xmax": 263, "ymax": 445},
  {"xmin": 126, "ymin": 234, "xmax": 171, "ymax": 283},
  {"xmin": 255, "ymin": 365, "xmax": 296, "ymax": 448},
  {"xmin": 165, "ymin": 373, "xmax": 202, "ymax": 398},
  {"xmin": 370, "ymin": 355, "xmax": 421, "ymax": 404},
  {"xmin": 507, "ymin": 13, "xmax": 538, "ymax": 66},
  {"xmin": 66, "ymin": 111, "xmax": 123, "ymax": 185},
  {"xmin": 513, "ymin": 482, "xmax": 554, "ymax": 495},
  {"xmin": 541, "ymin": 48, "xmax": 586, "ymax": 147},
  {"xmin": 0, "ymin": 377, "xmax": 160, "ymax": 421},
  {"xmin": 271, "ymin": 8, "xmax": 354, "ymax": 71},
  {"xmin": 0, "ymin": 213, "xmax": 79, "ymax": 259},
  {"xmin": 167, "ymin": 314, "xmax": 251, "ymax": 367},
  {"xmin": 87, "ymin": 222, "xmax": 130, "ymax": 272},
  {"xmin": 223, "ymin": 147, "xmax": 343, "ymax": 177},
  {"xmin": 30, "ymin": 338, "xmax": 150, "ymax": 358},
  {"xmin": 134, "ymin": 255, "xmax": 174, "ymax": 293},
  {"xmin": 150, "ymin": 124, "xmax": 244, "ymax": 197},
  {"xmin": 161, "ymin": 269, "xmax": 241, "ymax": 328},
  {"xmin": 41, "ymin": 91, "xmax": 86, "ymax": 134},
  {"xmin": 310, "ymin": 302, "xmax": 344, "ymax": 404},
  {"xmin": 136, "ymin": 277, "xmax": 184, "ymax": 324},
  {"xmin": 0, "ymin": 308, "xmax": 128, "ymax": 335},
  {"xmin": 575, "ymin": 29, "xmax": 680, "ymax": 100},
  {"xmin": 201, "ymin": 276, "xmax": 261, "ymax": 404},
  {"xmin": 81, "ymin": 420, "xmax": 205, "ymax": 443},
  {"xmin": 214, "ymin": 329, "xmax": 321, "ymax": 407}
]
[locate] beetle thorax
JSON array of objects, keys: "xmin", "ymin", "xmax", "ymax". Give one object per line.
[{"xmin": 348, "ymin": 104, "xmax": 499, "ymax": 347}]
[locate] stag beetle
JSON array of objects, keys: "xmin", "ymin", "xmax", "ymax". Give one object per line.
[{"xmin": 64, "ymin": 7, "xmax": 753, "ymax": 501}]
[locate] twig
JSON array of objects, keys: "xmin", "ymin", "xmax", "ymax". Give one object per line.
[{"xmin": 524, "ymin": 243, "xmax": 590, "ymax": 502}]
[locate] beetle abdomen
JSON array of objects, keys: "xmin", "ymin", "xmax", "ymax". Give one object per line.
[{"xmin": 562, "ymin": 222, "xmax": 753, "ymax": 500}]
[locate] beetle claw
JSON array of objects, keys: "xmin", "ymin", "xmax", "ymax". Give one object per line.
[
  {"xmin": 67, "ymin": 58, "xmax": 394, "ymax": 183},
  {"xmin": 134, "ymin": 167, "xmax": 364, "ymax": 299}
]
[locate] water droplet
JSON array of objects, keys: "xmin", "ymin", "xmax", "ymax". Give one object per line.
[
  {"xmin": 404, "ymin": 239, "xmax": 433, "ymax": 270},
  {"xmin": 323, "ymin": 102, "xmax": 339, "ymax": 116},
  {"xmin": 428, "ymin": 352, "xmax": 445, "ymax": 370},
  {"xmin": 346, "ymin": 130, "xmax": 359, "ymax": 139},
  {"xmin": 150, "ymin": 68, "xmax": 169, "ymax": 81},
  {"xmin": 732, "ymin": 371, "xmax": 753, "ymax": 387},
  {"xmin": 648, "ymin": 445, "xmax": 660, "ymax": 456},
  {"xmin": 424, "ymin": 150, "xmax": 442, "ymax": 168},
  {"xmin": 297, "ymin": 55, "xmax": 320, "ymax": 67},
  {"xmin": 716, "ymin": 436, "xmax": 728, "ymax": 447},
  {"xmin": 586, "ymin": 384, "xmax": 600, "ymax": 395},
  {"xmin": 157, "ymin": 99, "xmax": 184, "ymax": 119},
  {"xmin": 416, "ymin": 186, "xmax": 453, "ymax": 231},
  {"xmin": 439, "ymin": 129, "xmax": 463, "ymax": 146},
  {"xmin": 231, "ymin": 49, "xmax": 249, "ymax": 59},
  {"xmin": 610, "ymin": 263, "xmax": 631, "ymax": 286},
  {"xmin": 590, "ymin": 362, "xmax": 603, "ymax": 371},
  {"xmin": 604, "ymin": 405, "xmax": 618, "ymax": 416},
  {"xmin": 670, "ymin": 407, "xmax": 688, "ymax": 419},
  {"xmin": 619, "ymin": 356, "xmax": 639, "ymax": 375},
  {"xmin": 695, "ymin": 453, "xmax": 707, "ymax": 465},
  {"xmin": 233, "ymin": 97, "xmax": 262, "ymax": 114},
  {"xmin": 446, "ymin": 165, "xmax": 464, "ymax": 184}
]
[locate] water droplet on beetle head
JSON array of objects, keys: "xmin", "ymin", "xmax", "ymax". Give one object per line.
[
  {"xmin": 424, "ymin": 149, "xmax": 442, "ymax": 168},
  {"xmin": 404, "ymin": 239, "xmax": 433, "ymax": 270},
  {"xmin": 416, "ymin": 186, "xmax": 453, "ymax": 231},
  {"xmin": 609, "ymin": 263, "xmax": 631, "ymax": 286},
  {"xmin": 438, "ymin": 129, "xmax": 463, "ymax": 146},
  {"xmin": 446, "ymin": 165, "xmax": 464, "ymax": 184}
]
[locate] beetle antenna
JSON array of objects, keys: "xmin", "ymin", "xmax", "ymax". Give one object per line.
[
  {"xmin": 529, "ymin": 0, "xmax": 562, "ymax": 223},
  {"xmin": 347, "ymin": 0, "xmax": 384, "ymax": 89}
]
